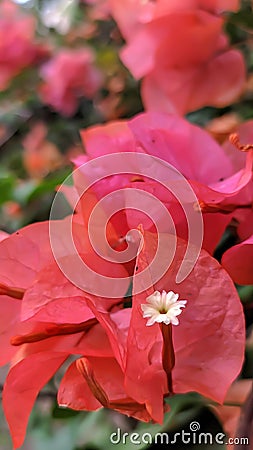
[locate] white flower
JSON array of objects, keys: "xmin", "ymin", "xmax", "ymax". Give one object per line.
[{"xmin": 141, "ymin": 290, "xmax": 187, "ymax": 326}]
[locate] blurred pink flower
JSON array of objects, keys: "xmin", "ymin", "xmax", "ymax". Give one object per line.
[
  {"xmin": 39, "ymin": 49, "xmax": 102, "ymax": 116},
  {"xmin": 22, "ymin": 122, "xmax": 64, "ymax": 179},
  {"xmin": 84, "ymin": 0, "xmax": 111, "ymax": 19},
  {"xmin": 0, "ymin": 0, "xmax": 48, "ymax": 90},
  {"xmin": 110, "ymin": 0, "xmax": 245, "ymax": 114}
]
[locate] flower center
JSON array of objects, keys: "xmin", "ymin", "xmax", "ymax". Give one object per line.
[{"xmin": 141, "ymin": 290, "xmax": 187, "ymax": 327}]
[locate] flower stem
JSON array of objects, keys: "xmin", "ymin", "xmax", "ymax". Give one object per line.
[{"xmin": 159, "ymin": 322, "xmax": 175, "ymax": 395}]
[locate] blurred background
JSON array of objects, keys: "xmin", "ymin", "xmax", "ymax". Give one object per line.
[{"xmin": 0, "ymin": 0, "xmax": 253, "ymax": 448}]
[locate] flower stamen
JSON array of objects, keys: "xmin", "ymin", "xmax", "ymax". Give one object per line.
[
  {"xmin": 0, "ymin": 282, "xmax": 25, "ymax": 300},
  {"xmin": 229, "ymin": 133, "xmax": 253, "ymax": 152},
  {"xmin": 76, "ymin": 357, "xmax": 109, "ymax": 407}
]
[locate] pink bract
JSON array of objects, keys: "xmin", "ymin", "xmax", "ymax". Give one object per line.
[
  {"xmin": 222, "ymin": 234, "xmax": 253, "ymax": 285},
  {"xmin": 110, "ymin": 0, "xmax": 245, "ymax": 114},
  {"xmin": 76, "ymin": 112, "xmax": 252, "ymax": 253}
]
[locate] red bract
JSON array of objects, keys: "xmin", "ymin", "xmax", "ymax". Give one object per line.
[
  {"xmin": 128, "ymin": 230, "xmax": 245, "ymax": 406},
  {"xmin": 58, "ymin": 355, "xmax": 154, "ymax": 422},
  {"xmin": 0, "ymin": 0, "xmax": 48, "ymax": 90},
  {"xmin": 0, "ymin": 112, "xmax": 249, "ymax": 448},
  {"xmin": 0, "ymin": 130, "xmax": 247, "ymax": 448},
  {"xmin": 0, "ymin": 216, "xmax": 128, "ymax": 448},
  {"xmin": 110, "ymin": 0, "xmax": 245, "ymax": 114},
  {"xmin": 39, "ymin": 49, "xmax": 102, "ymax": 116},
  {"xmin": 222, "ymin": 235, "xmax": 253, "ymax": 285},
  {"xmin": 76, "ymin": 229, "xmax": 245, "ymax": 423}
]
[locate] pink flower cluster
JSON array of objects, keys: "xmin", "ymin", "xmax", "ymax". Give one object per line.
[
  {"xmin": 0, "ymin": 0, "xmax": 48, "ymax": 90},
  {"xmin": 0, "ymin": 1, "xmax": 102, "ymax": 116}
]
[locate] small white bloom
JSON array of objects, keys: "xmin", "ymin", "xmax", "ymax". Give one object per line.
[{"xmin": 141, "ymin": 290, "xmax": 187, "ymax": 326}]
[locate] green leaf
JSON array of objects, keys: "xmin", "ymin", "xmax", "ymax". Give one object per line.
[
  {"xmin": 0, "ymin": 172, "xmax": 15, "ymax": 205},
  {"xmin": 52, "ymin": 404, "xmax": 81, "ymax": 419},
  {"xmin": 27, "ymin": 168, "xmax": 72, "ymax": 203}
]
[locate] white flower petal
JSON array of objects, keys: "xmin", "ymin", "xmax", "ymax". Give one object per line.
[
  {"xmin": 142, "ymin": 290, "xmax": 187, "ymax": 327},
  {"xmin": 171, "ymin": 317, "xmax": 179, "ymax": 326}
]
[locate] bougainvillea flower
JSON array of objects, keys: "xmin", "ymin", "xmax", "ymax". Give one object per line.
[
  {"xmin": 1, "ymin": 185, "xmax": 245, "ymax": 447},
  {"xmin": 0, "ymin": 0, "xmax": 49, "ymax": 90},
  {"xmin": 79, "ymin": 229, "xmax": 245, "ymax": 425},
  {"xmin": 110, "ymin": 0, "xmax": 245, "ymax": 114},
  {"xmin": 0, "ymin": 210, "xmax": 144, "ymax": 448},
  {"xmin": 126, "ymin": 230, "xmax": 245, "ymax": 409},
  {"xmin": 0, "ymin": 122, "xmax": 248, "ymax": 449},
  {"xmin": 39, "ymin": 48, "xmax": 102, "ymax": 116},
  {"xmin": 0, "ymin": 228, "xmax": 245, "ymax": 448},
  {"xmin": 75, "ymin": 111, "xmax": 252, "ymax": 254},
  {"xmin": 58, "ymin": 309, "xmax": 157, "ymax": 422}
]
